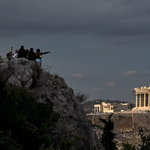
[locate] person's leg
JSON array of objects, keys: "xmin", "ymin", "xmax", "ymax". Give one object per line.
[{"xmin": 36, "ymin": 59, "xmax": 42, "ymax": 67}]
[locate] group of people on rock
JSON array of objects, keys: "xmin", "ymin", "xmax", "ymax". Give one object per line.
[{"xmin": 7, "ymin": 45, "xmax": 50, "ymax": 66}]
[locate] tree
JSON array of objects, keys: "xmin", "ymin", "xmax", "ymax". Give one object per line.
[
  {"xmin": 99, "ymin": 113, "xmax": 117, "ymax": 150},
  {"xmin": 75, "ymin": 91, "xmax": 89, "ymax": 102}
]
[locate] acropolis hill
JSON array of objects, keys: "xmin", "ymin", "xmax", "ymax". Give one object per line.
[
  {"xmin": 84, "ymin": 85, "xmax": 150, "ymax": 149},
  {"xmin": 86, "ymin": 112, "xmax": 150, "ymax": 149}
]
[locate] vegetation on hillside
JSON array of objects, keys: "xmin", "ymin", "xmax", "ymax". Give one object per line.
[
  {"xmin": 0, "ymin": 79, "xmax": 80, "ymax": 150},
  {"xmin": 75, "ymin": 91, "xmax": 89, "ymax": 102}
]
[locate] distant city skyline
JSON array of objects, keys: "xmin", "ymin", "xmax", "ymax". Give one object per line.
[{"xmin": 1, "ymin": 0, "xmax": 150, "ymax": 103}]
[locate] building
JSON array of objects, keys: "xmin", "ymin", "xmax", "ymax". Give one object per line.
[
  {"xmin": 94, "ymin": 102, "xmax": 130, "ymax": 113},
  {"xmin": 132, "ymin": 86, "xmax": 150, "ymax": 111}
]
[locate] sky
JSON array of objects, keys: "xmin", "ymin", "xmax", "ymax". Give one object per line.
[{"xmin": 1, "ymin": 0, "xmax": 150, "ymax": 103}]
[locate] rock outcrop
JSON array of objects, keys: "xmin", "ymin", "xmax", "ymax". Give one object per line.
[
  {"xmin": 87, "ymin": 113, "xmax": 150, "ymax": 149},
  {"xmin": 0, "ymin": 57, "xmax": 104, "ymax": 150}
]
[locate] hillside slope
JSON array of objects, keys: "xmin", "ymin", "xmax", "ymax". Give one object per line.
[{"xmin": 0, "ymin": 57, "xmax": 104, "ymax": 150}]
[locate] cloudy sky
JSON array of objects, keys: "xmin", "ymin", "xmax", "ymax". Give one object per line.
[{"xmin": 1, "ymin": 0, "xmax": 150, "ymax": 103}]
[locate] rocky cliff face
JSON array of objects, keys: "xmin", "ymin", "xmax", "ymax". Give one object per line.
[
  {"xmin": 0, "ymin": 57, "xmax": 104, "ymax": 150},
  {"xmin": 87, "ymin": 113, "xmax": 150, "ymax": 149}
]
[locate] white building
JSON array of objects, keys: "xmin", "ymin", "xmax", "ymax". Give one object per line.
[{"xmin": 94, "ymin": 102, "xmax": 130, "ymax": 113}]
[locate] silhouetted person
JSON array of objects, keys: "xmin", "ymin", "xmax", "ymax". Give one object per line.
[
  {"xmin": 28, "ymin": 48, "xmax": 36, "ymax": 61},
  {"xmin": 36, "ymin": 49, "xmax": 50, "ymax": 66},
  {"xmin": 25, "ymin": 49, "xmax": 29, "ymax": 59},
  {"xmin": 18, "ymin": 45, "xmax": 26, "ymax": 58},
  {"xmin": 6, "ymin": 47, "xmax": 13, "ymax": 60}
]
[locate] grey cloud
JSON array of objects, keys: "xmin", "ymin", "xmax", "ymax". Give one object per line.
[
  {"xmin": 123, "ymin": 70, "xmax": 138, "ymax": 76},
  {"xmin": 71, "ymin": 73, "xmax": 90, "ymax": 79},
  {"xmin": 123, "ymin": 70, "xmax": 150, "ymax": 76},
  {"xmin": 102, "ymin": 82, "xmax": 116, "ymax": 87},
  {"xmin": 71, "ymin": 73, "xmax": 84, "ymax": 78},
  {"xmin": 1, "ymin": 0, "xmax": 150, "ymax": 38}
]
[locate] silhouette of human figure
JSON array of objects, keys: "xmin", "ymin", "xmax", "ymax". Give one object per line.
[
  {"xmin": 26, "ymin": 49, "xmax": 29, "ymax": 58},
  {"xmin": 6, "ymin": 47, "xmax": 13, "ymax": 59},
  {"xmin": 18, "ymin": 45, "xmax": 26, "ymax": 58},
  {"xmin": 36, "ymin": 49, "xmax": 50, "ymax": 66},
  {"xmin": 28, "ymin": 48, "xmax": 36, "ymax": 61}
]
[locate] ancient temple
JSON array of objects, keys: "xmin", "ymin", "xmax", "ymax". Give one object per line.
[
  {"xmin": 132, "ymin": 86, "xmax": 150, "ymax": 111},
  {"xmin": 94, "ymin": 102, "xmax": 130, "ymax": 113}
]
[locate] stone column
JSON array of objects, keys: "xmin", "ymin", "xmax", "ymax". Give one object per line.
[
  {"xmin": 139, "ymin": 94, "xmax": 141, "ymax": 107},
  {"xmin": 136, "ymin": 94, "xmax": 138, "ymax": 108},
  {"xmin": 148, "ymin": 93, "xmax": 150, "ymax": 107},
  {"xmin": 144, "ymin": 93, "xmax": 146, "ymax": 107}
]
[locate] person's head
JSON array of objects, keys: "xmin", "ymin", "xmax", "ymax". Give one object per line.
[
  {"xmin": 30, "ymin": 48, "xmax": 33, "ymax": 52},
  {"xmin": 36, "ymin": 49, "xmax": 40, "ymax": 53},
  {"xmin": 26, "ymin": 49, "xmax": 29, "ymax": 53},
  {"xmin": 15, "ymin": 50, "xmax": 18, "ymax": 54},
  {"xmin": 21, "ymin": 45, "xmax": 24, "ymax": 49}
]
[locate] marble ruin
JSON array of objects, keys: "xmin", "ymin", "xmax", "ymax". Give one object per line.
[
  {"xmin": 94, "ymin": 102, "xmax": 130, "ymax": 113},
  {"xmin": 132, "ymin": 86, "xmax": 150, "ymax": 111}
]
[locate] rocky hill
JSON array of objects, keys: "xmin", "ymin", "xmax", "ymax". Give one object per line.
[
  {"xmin": 82, "ymin": 99, "xmax": 135, "ymax": 114},
  {"xmin": 87, "ymin": 112, "xmax": 150, "ymax": 149},
  {"xmin": 0, "ymin": 56, "xmax": 104, "ymax": 150}
]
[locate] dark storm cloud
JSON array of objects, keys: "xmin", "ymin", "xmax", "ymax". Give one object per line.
[{"xmin": 1, "ymin": 0, "xmax": 150, "ymax": 37}]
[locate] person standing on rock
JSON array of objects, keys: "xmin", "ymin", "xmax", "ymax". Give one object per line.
[
  {"xmin": 18, "ymin": 45, "xmax": 26, "ymax": 58},
  {"xmin": 35, "ymin": 49, "xmax": 50, "ymax": 66},
  {"xmin": 28, "ymin": 48, "xmax": 36, "ymax": 61}
]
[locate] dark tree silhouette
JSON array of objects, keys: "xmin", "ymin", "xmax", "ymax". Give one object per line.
[{"xmin": 99, "ymin": 113, "xmax": 116, "ymax": 150}]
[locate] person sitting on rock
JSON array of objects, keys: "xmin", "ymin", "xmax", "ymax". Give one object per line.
[
  {"xmin": 18, "ymin": 45, "xmax": 26, "ymax": 58},
  {"xmin": 6, "ymin": 47, "xmax": 13, "ymax": 59},
  {"xmin": 28, "ymin": 48, "xmax": 36, "ymax": 61},
  {"xmin": 35, "ymin": 49, "xmax": 50, "ymax": 66},
  {"xmin": 12, "ymin": 50, "xmax": 18, "ymax": 58}
]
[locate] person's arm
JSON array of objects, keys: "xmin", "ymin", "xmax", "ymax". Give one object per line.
[
  {"xmin": 9, "ymin": 47, "xmax": 14, "ymax": 56},
  {"xmin": 41, "ymin": 51, "xmax": 51, "ymax": 55},
  {"xmin": 9, "ymin": 47, "xmax": 13, "ymax": 53}
]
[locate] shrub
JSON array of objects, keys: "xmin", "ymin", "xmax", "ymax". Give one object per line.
[
  {"xmin": 122, "ymin": 142, "xmax": 136, "ymax": 150},
  {"xmin": 75, "ymin": 91, "xmax": 89, "ymax": 102},
  {"xmin": 0, "ymin": 81, "xmax": 56, "ymax": 150},
  {"xmin": 0, "ymin": 130, "xmax": 22, "ymax": 150},
  {"xmin": 0, "ymin": 80, "xmax": 80, "ymax": 150}
]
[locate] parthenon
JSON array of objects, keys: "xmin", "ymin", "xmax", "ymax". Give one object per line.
[{"xmin": 132, "ymin": 86, "xmax": 150, "ymax": 111}]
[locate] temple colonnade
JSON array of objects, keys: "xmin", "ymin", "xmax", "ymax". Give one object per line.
[{"xmin": 134, "ymin": 86, "xmax": 150, "ymax": 110}]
